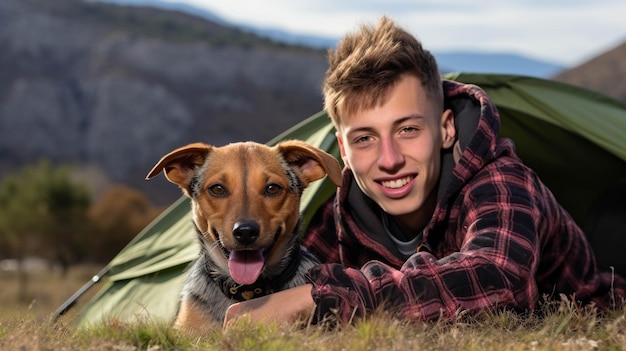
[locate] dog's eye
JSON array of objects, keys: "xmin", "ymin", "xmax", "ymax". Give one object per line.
[
  {"xmin": 264, "ymin": 184, "xmax": 283, "ymax": 197},
  {"xmin": 208, "ymin": 184, "xmax": 228, "ymax": 197}
]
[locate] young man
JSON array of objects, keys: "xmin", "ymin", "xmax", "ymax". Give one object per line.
[{"xmin": 224, "ymin": 16, "xmax": 625, "ymax": 326}]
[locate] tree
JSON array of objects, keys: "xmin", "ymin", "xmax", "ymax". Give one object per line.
[
  {"xmin": 38, "ymin": 162, "xmax": 92, "ymax": 271},
  {"xmin": 88, "ymin": 184, "xmax": 163, "ymax": 263},
  {"xmin": 0, "ymin": 160, "xmax": 91, "ymax": 300}
]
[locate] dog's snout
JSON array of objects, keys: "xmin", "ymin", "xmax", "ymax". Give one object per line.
[{"xmin": 233, "ymin": 220, "xmax": 260, "ymax": 245}]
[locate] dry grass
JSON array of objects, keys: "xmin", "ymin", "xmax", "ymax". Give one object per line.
[
  {"xmin": 0, "ymin": 264, "xmax": 100, "ymax": 318},
  {"xmin": 2, "ymin": 266, "xmax": 626, "ymax": 350}
]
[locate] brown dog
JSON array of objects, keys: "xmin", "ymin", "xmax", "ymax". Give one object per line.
[{"xmin": 146, "ymin": 140, "xmax": 342, "ymax": 332}]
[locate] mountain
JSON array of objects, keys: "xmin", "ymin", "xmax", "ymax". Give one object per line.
[
  {"xmin": 91, "ymin": 0, "xmax": 566, "ymax": 78},
  {"xmin": 0, "ymin": 0, "xmax": 328, "ymax": 204},
  {"xmin": 88, "ymin": 0, "xmax": 341, "ymax": 49},
  {"xmin": 434, "ymin": 52, "xmax": 564, "ymax": 78},
  {"xmin": 237, "ymin": 25, "xmax": 339, "ymax": 50},
  {"xmin": 86, "ymin": 0, "xmax": 228, "ymax": 25},
  {"xmin": 238, "ymin": 29, "xmax": 567, "ymax": 77},
  {"xmin": 552, "ymin": 41, "xmax": 626, "ymax": 102}
]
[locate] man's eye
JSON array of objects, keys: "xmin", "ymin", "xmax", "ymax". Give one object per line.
[
  {"xmin": 400, "ymin": 126, "xmax": 418, "ymax": 134},
  {"xmin": 208, "ymin": 184, "xmax": 228, "ymax": 197},
  {"xmin": 354, "ymin": 135, "xmax": 373, "ymax": 144},
  {"xmin": 264, "ymin": 184, "xmax": 283, "ymax": 197}
]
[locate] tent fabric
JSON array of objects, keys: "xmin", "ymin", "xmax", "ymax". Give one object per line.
[
  {"xmin": 76, "ymin": 73, "xmax": 626, "ymax": 326},
  {"xmin": 78, "ymin": 197, "xmax": 195, "ymax": 324}
]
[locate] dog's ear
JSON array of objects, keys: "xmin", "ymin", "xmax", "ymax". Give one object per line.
[
  {"xmin": 276, "ymin": 140, "xmax": 342, "ymax": 187},
  {"xmin": 146, "ymin": 143, "xmax": 211, "ymax": 189}
]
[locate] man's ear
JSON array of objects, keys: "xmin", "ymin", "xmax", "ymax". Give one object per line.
[
  {"xmin": 441, "ymin": 109, "xmax": 456, "ymax": 149},
  {"xmin": 146, "ymin": 143, "xmax": 211, "ymax": 190}
]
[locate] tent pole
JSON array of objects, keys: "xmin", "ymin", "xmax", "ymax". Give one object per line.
[{"xmin": 52, "ymin": 265, "xmax": 110, "ymax": 322}]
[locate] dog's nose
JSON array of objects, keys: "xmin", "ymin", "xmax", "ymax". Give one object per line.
[{"xmin": 233, "ymin": 220, "xmax": 260, "ymax": 245}]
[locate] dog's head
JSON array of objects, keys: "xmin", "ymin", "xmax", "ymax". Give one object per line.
[{"xmin": 146, "ymin": 140, "xmax": 342, "ymax": 285}]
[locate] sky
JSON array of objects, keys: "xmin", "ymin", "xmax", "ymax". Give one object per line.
[{"xmin": 161, "ymin": 0, "xmax": 625, "ymax": 66}]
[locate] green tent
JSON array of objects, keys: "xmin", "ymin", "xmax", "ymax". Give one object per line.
[{"xmin": 63, "ymin": 73, "xmax": 626, "ymax": 326}]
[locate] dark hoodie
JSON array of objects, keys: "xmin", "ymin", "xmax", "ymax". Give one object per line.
[{"xmin": 303, "ymin": 80, "xmax": 626, "ymax": 323}]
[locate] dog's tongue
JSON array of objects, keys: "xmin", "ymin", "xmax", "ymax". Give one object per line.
[{"xmin": 228, "ymin": 250, "xmax": 265, "ymax": 285}]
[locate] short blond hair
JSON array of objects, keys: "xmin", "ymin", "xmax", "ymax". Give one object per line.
[{"xmin": 323, "ymin": 16, "xmax": 443, "ymax": 128}]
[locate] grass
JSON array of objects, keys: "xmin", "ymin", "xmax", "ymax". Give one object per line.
[{"xmin": 1, "ymin": 266, "xmax": 626, "ymax": 350}]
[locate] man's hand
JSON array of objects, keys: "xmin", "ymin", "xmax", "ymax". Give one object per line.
[{"xmin": 223, "ymin": 284, "xmax": 315, "ymax": 329}]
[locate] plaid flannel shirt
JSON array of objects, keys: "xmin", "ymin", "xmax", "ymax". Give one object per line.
[{"xmin": 303, "ymin": 80, "xmax": 625, "ymax": 323}]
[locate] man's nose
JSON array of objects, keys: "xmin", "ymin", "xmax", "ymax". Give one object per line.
[{"xmin": 378, "ymin": 138, "xmax": 404, "ymax": 171}]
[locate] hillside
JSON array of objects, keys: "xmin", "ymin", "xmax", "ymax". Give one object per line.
[
  {"xmin": 0, "ymin": 0, "xmax": 328, "ymax": 204},
  {"xmin": 552, "ymin": 41, "xmax": 626, "ymax": 102}
]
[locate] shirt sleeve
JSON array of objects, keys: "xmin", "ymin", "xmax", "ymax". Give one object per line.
[
  {"xmin": 306, "ymin": 162, "xmax": 544, "ymax": 323},
  {"xmin": 302, "ymin": 197, "xmax": 341, "ymax": 264}
]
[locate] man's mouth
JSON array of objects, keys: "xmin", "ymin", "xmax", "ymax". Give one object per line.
[{"xmin": 380, "ymin": 175, "xmax": 413, "ymax": 189}]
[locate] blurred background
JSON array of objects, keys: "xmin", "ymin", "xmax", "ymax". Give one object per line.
[{"xmin": 0, "ymin": 0, "xmax": 624, "ymax": 314}]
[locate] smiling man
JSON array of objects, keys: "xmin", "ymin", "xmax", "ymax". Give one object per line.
[
  {"xmin": 224, "ymin": 16, "xmax": 625, "ymax": 326},
  {"xmin": 335, "ymin": 73, "xmax": 455, "ymax": 238}
]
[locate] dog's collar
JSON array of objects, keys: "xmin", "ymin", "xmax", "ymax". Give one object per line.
[{"xmin": 216, "ymin": 246, "xmax": 303, "ymax": 301}]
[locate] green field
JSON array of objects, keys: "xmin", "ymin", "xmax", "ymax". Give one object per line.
[{"xmin": 1, "ymin": 266, "xmax": 625, "ymax": 350}]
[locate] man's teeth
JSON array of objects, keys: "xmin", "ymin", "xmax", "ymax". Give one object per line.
[{"xmin": 381, "ymin": 176, "xmax": 412, "ymax": 189}]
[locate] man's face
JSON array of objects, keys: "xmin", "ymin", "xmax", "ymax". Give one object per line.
[{"xmin": 336, "ymin": 74, "xmax": 455, "ymax": 231}]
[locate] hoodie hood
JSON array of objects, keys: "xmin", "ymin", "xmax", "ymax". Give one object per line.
[
  {"xmin": 436, "ymin": 79, "xmax": 515, "ymax": 205},
  {"xmin": 424, "ymin": 80, "xmax": 518, "ymax": 241}
]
